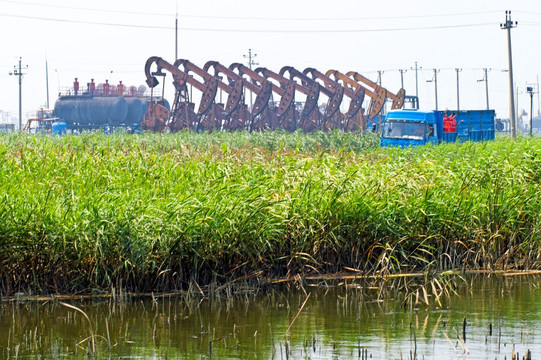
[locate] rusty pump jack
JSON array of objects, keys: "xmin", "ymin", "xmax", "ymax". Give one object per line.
[
  {"xmin": 142, "ymin": 57, "xmax": 174, "ymax": 131},
  {"xmin": 230, "ymin": 63, "xmax": 297, "ymax": 131},
  {"xmin": 325, "ymin": 69, "xmax": 385, "ymax": 128},
  {"xmin": 218, "ymin": 62, "xmax": 273, "ymax": 131},
  {"xmin": 179, "ymin": 59, "xmax": 248, "ymax": 131},
  {"xmin": 277, "ymin": 67, "xmax": 324, "ymax": 132},
  {"xmin": 280, "ymin": 66, "xmax": 345, "ymax": 131},
  {"xmin": 203, "ymin": 61, "xmax": 250, "ymax": 130},
  {"xmin": 303, "ymin": 68, "xmax": 365, "ymax": 131},
  {"xmin": 256, "ymin": 67, "xmax": 320, "ymax": 131},
  {"xmin": 143, "ymin": 56, "xmax": 219, "ymax": 131},
  {"xmin": 344, "ymin": 71, "xmax": 405, "ymax": 126}
]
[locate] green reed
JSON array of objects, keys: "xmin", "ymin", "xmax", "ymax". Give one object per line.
[{"xmin": 0, "ymin": 131, "xmax": 540, "ymax": 295}]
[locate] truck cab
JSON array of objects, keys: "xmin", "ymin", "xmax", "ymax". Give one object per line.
[
  {"xmin": 380, "ymin": 109, "xmax": 495, "ymax": 147},
  {"xmin": 380, "ymin": 109, "xmax": 439, "ymax": 147}
]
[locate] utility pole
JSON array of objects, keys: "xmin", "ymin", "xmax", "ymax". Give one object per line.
[
  {"xmin": 399, "ymin": 69, "xmax": 406, "ymax": 89},
  {"xmin": 527, "ymin": 86, "xmax": 534, "ymax": 136},
  {"xmin": 456, "ymin": 68, "xmax": 462, "ymax": 112},
  {"xmin": 501, "ymin": 10, "xmax": 518, "ymax": 138},
  {"xmin": 411, "ymin": 61, "xmax": 420, "ymax": 98},
  {"xmin": 377, "ymin": 70, "xmax": 384, "ymax": 87},
  {"xmin": 426, "ymin": 69, "xmax": 439, "ymax": 111},
  {"xmin": 175, "ymin": 1, "xmax": 179, "ymax": 60},
  {"xmin": 243, "ymin": 49, "xmax": 258, "ymax": 111},
  {"xmin": 477, "ymin": 68, "xmax": 490, "ymax": 110},
  {"xmin": 9, "ymin": 57, "xmax": 28, "ymax": 131},
  {"xmin": 377, "ymin": 70, "xmax": 386, "ymax": 114},
  {"xmin": 516, "ymin": 85, "xmax": 519, "ymax": 125},
  {"xmin": 537, "ymin": 75, "xmax": 540, "ymax": 117},
  {"xmin": 46, "ymin": 59, "xmax": 50, "ymax": 108}
]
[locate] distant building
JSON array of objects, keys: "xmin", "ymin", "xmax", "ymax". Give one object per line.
[
  {"xmin": 0, "ymin": 110, "xmax": 17, "ymax": 132},
  {"xmin": 533, "ymin": 116, "xmax": 541, "ymax": 134},
  {"xmin": 0, "ymin": 124, "xmax": 15, "ymax": 133}
]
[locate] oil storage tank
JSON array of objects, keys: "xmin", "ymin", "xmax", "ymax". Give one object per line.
[
  {"xmin": 123, "ymin": 98, "xmax": 170, "ymax": 127},
  {"xmin": 54, "ymin": 96, "xmax": 128, "ymax": 130},
  {"xmin": 124, "ymin": 97, "xmax": 147, "ymax": 126}
]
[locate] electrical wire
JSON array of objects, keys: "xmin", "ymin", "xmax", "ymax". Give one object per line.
[
  {"xmin": 0, "ymin": 0, "xmax": 505, "ymax": 21},
  {"xmin": 0, "ymin": 12, "xmax": 495, "ymax": 32},
  {"xmin": 519, "ymin": 21, "xmax": 541, "ymax": 26},
  {"xmin": 514, "ymin": 10, "xmax": 541, "ymax": 17},
  {"xmin": 173, "ymin": 10, "xmax": 504, "ymax": 22},
  {"xmin": 0, "ymin": 0, "xmax": 174, "ymax": 17},
  {"xmin": 0, "ymin": 13, "xmax": 171, "ymax": 29}
]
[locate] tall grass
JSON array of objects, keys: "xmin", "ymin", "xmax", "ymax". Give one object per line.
[{"xmin": 0, "ymin": 131, "xmax": 540, "ymax": 295}]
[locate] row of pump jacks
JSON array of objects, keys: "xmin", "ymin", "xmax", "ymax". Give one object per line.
[{"xmin": 142, "ymin": 56, "xmax": 406, "ymax": 132}]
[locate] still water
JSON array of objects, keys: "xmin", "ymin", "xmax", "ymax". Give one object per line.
[{"xmin": 1, "ymin": 274, "xmax": 540, "ymax": 359}]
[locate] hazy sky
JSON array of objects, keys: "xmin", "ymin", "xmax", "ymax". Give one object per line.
[{"xmin": 1, "ymin": 0, "xmax": 540, "ymax": 124}]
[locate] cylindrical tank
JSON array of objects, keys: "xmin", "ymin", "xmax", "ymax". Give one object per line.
[
  {"xmin": 124, "ymin": 98, "xmax": 170, "ymax": 126},
  {"xmin": 54, "ymin": 96, "xmax": 128, "ymax": 128},
  {"xmin": 162, "ymin": 98, "xmax": 171, "ymax": 111},
  {"xmin": 124, "ymin": 97, "xmax": 147, "ymax": 125}
]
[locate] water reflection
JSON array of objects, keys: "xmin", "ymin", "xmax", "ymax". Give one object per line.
[{"xmin": 1, "ymin": 274, "xmax": 540, "ymax": 359}]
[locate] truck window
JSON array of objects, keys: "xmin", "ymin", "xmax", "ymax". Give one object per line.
[
  {"xmin": 427, "ymin": 124, "xmax": 434, "ymax": 137},
  {"xmin": 382, "ymin": 121, "xmax": 425, "ymax": 140}
]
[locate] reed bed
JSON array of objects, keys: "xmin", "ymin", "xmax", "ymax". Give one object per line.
[{"xmin": 0, "ymin": 130, "xmax": 540, "ymax": 295}]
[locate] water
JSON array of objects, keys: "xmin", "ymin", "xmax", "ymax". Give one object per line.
[{"xmin": 1, "ymin": 274, "xmax": 540, "ymax": 359}]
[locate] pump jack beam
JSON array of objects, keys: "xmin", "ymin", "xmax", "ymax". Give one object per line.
[
  {"xmin": 303, "ymin": 67, "xmax": 365, "ymax": 129},
  {"xmin": 230, "ymin": 63, "xmax": 296, "ymax": 118},
  {"xmin": 257, "ymin": 67, "xmax": 319, "ymax": 120},
  {"xmin": 204, "ymin": 61, "xmax": 272, "ymax": 130},
  {"xmin": 281, "ymin": 66, "xmax": 346, "ymax": 130},
  {"xmin": 345, "ymin": 71, "xmax": 405, "ymax": 120}
]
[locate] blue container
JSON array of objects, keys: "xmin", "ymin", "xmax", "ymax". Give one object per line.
[
  {"xmin": 447, "ymin": 110, "xmax": 495, "ymax": 142},
  {"xmin": 51, "ymin": 122, "xmax": 67, "ymax": 135}
]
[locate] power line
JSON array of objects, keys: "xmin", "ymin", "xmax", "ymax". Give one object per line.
[
  {"xmin": 0, "ymin": 12, "xmax": 171, "ymax": 29},
  {"xmin": 514, "ymin": 10, "xmax": 541, "ymax": 17},
  {"xmin": 0, "ymin": 12, "xmax": 495, "ymax": 32},
  {"xmin": 0, "ymin": 1, "xmax": 505, "ymax": 21},
  {"xmin": 174, "ymin": 10, "xmax": 504, "ymax": 22},
  {"xmin": 518, "ymin": 21, "xmax": 541, "ymax": 26},
  {"xmin": 0, "ymin": 0, "xmax": 174, "ymax": 17}
]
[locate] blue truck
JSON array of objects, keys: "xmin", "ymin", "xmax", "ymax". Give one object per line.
[{"xmin": 380, "ymin": 109, "xmax": 495, "ymax": 147}]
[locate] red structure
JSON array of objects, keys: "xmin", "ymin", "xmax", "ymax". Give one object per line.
[
  {"xmin": 117, "ymin": 81, "xmax": 125, "ymax": 96},
  {"xmin": 89, "ymin": 79, "xmax": 95, "ymax": 93},
  {"xmin": 443, "ymin": 114, "xmax": 457, "ymax": 133},
  {"xmin": 73, "ymin": 78, "xmax": 79, "ymax": 95}
]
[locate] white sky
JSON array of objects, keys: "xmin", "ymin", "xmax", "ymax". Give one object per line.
[{"xmin": 1, "ymin": 0, "xmax": 540, "ymax": 124}]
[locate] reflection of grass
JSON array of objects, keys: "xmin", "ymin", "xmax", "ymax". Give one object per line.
[
  {"xmin": 0, "ymin": 131, "xmax": 540, "ymax": 295},
  {"xmin": 2, "ymin": 274, "xmax": 539, "ymax": 358},
  {"xmin": 59, "ymin": 302, "xmax": 96, "ymax": 354}
]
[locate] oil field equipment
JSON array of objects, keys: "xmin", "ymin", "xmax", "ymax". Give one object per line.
[
  {"xmin": 142, "ymin": 56, "xmax": 405, "ymax": 132},
  {"xmin": 52, "ymin": 77, "xmax": 169, "ymax": 132}
]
